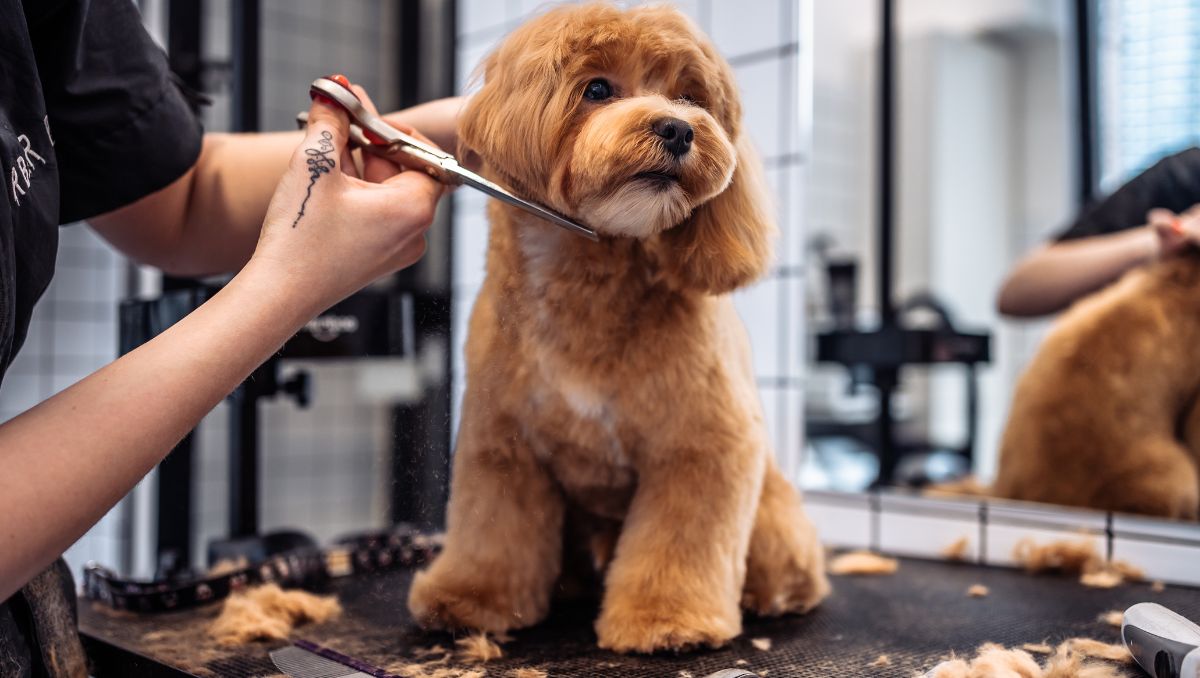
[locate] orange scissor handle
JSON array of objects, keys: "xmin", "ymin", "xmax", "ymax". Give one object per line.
[{"xmin": 309, "ymin": 74, "xmax": 388, "ymax": 145}]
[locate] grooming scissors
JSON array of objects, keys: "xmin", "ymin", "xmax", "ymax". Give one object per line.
[{"xmin": 297, "ymin": 75, "xmax": 598, "ymax": 241}]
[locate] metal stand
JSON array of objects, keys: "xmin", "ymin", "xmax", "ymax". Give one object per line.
[
  {"xmin": 812, "ymin": 0, "xmax": 992, "ymax": 485},
  {"xmin": 226, "ymin": 358, "xmax": 310, "ymax": 538}
]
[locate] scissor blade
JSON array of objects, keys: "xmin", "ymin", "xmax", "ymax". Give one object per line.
[{"xmin": 445, "ymin": 163, "xmax": 599, "ymax": 241}]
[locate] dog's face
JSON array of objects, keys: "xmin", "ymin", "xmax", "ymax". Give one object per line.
[{"xmin": 460, "ymin": 3, "xmax": 741, "ymax": 239}]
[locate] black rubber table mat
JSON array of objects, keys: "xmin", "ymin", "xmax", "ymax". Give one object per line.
[{"xmin": 80, "ymin": 556, "xmax": 1200, "ymax": 677}]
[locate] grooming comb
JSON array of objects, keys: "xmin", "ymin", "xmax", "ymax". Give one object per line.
[{"xmin": 270, "ymin": 639, "xmax": 396, "ymax": 678}]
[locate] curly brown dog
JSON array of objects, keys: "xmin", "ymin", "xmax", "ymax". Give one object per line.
[
  {"xmin": 994, "ymin": 250, "xmax": 1200, "ymax": 519},
  {"xmin": 406, "ymin": 2, "xmax": 829, "ymax": 653}
]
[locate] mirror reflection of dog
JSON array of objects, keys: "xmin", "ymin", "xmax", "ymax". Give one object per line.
[
  {"xmin": 407, "ymin": 3, "xmax": 829, "ymax": 653},
  {"xmin": 994, "ymin": 249, "xmax": 1200, "ymax": 520}
]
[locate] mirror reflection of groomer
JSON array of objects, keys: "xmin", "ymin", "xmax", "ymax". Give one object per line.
[
  {"xmin": 998, "ymin": 147, "xmax": 1200, "ymax": 317},
  {"xmin": 0, "ymin": 1, "xmax": 461, "ymax": 674}
]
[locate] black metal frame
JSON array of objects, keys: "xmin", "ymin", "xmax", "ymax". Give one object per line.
[
  {"xmin": 153, "ymin": 0, "xmax": 208, "ymax": 575},
  {"xmin": 387, "ymin": 0, "xmax": 457, "ymax": 530},
  {"xmin": 1074, "ymin": 0, "xmax": 1098, "ymax": 206},
  {"xmin": 874, "ymin": 0, "xmax": 899, "ymax": 482}
]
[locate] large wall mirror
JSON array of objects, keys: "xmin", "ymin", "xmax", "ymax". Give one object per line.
[{"xmin": 799, "ymin": 0, "xmax": 1200, "ymax": 582}]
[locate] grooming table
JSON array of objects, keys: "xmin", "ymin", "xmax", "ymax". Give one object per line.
[{"xmin": 80, "ymin": 557, "xmax": 1200, "ymax": 677}]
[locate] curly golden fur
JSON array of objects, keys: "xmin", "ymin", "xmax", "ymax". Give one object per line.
[
  {"xmin": 994, "ymin": 251, "xmax": 1200, "ymax": 519},
  {"xmin": 406, "ymin": 2, "xmax": 829, "ymax": 653}
]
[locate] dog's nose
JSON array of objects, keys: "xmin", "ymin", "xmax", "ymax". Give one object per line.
[{"xmin": 652, "ymin": 117, "xmax": 693, "ymax": 157}]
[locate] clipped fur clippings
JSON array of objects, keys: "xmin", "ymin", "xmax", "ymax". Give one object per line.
[
  {"xmin": 869, "ymin": 654, "xmax": 891, "ymax": 667},
  {"xmin": 1098, "ymin": 611, "xmax": 1123, "ymax": 627},
  {"xmin": 1080, "ymin": 570, "xmax": 1124, "ymax": 589},
  {"xmin": 1013, "ymin": 538, "xmax": 1142, "ymax": 588},
  {"xmin": 750, "ymin": 637, "xmax": 772, "ymax": 651},
  {"xmin": 385, "ymin": 662, "xmax": 483, "ymax": 678},
  {"xmin": 509, "ymin": 669, "xmax": 548, "ymax": 678},
  {"xmin": 1013, "ymin": 538, "xmax": 1099, "ymax": 574},
  {"xmin": 456, "ymin": 633, "xmax": 504, "ymax": 663},
  {"xmin": 924, "ymin": 639, "xmax": 1129, "ymax": 678},
  {"xmin": 827, "ymin": 551, "xmax": 899, "ymax": 576},
  {"xmin": 966, "ymin": 584, "xmax": 989, "ymax": 598},
  {"xmin": 923, "ymin": 476, "xmax": 990, "ymax": 499},
  {"xmin": 208, "ymin": 584, "xmax": 340, "ymax": 646},
  {"xmin": 1059, "ymin": 638, "xmax": 1132, "ymax": 663},
  {"xmin": 941, "ymin": 536, "xmax": 970, "ymax": 562}
]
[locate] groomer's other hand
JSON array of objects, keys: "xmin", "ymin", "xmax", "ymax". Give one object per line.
[
  {"xmin": 1149, "ymin": 204, "xmax": 1200, "ymax": 258},
  {"xmin": 251, "ymin": 92, "xmax": 444, "ymax": 315}
]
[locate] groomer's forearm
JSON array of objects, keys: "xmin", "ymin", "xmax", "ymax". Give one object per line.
[
  {"xmin": 0, "ymin": 260, "xmax": 316, "ymax": 601},
  {"xmin": 89, "ymin": 97, "xmax": 465, "ymax": 276},
  {"xmin": 88, "ymin": 131, "xmax": 297, "ymax": 277},
  {"xmin": 996, "ymin": 226, "xmax": 1157, "ymax": 317},
  {"xmin": 385, "ymin": 96, "xmax": 465, "ymax": 152}
]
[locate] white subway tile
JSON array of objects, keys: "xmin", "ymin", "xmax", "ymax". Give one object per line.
[
  {"xmin": 878, "ymin": 493, "xmax": 979, "ymax": 562},
  {"xmin": 711, "ymin": 0, "xmax": 783, "ymax": 59},
  {"xmin": 783, "ymin": 276, "xmax": 805, "ymax": 380},
  {"xmin": 732, "ymin": 277, "xmax": 781, "ymax": 379},
  {"xmin": 453, "ymin": 214, "xmax": 490, "ymax": 289},
  {"xmin": 1112, "ymin": 538, "xmax": 1200, "ymax": 587},
  {"xmin": 734, "ymin": 57, "xmax": 783, "ymax": 158},
  {"xmin": 459, "ymin": 0, "xmax": 512, "ymax": 37},
  {"xmin": 1111, "ymin": 513, "xmax": 1200, "ymax": 586},
  {"xmin": 984, "ymin": 523, "xmax": 1102, "ymax": 569},
  {"xmin": 804, "ymin": 491, "xmax": 871, "ymax": 550},
  {"xmin": 781, "ymin": 164, "xmax": 806, "ymax": 268}
]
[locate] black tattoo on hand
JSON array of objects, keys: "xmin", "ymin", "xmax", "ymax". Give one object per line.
[{"xmin": 291, "ymin": 130, "xmax": 336, "ymax": 228}]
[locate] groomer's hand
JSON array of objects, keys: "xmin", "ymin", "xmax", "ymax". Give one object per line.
[
  {"xmin": 251, "ymin": 87, "xmax": 445, "ymax": 315},
  {"xmin": 1148, "ymin": 204, "xmax": 1200, "ymax": 259}
]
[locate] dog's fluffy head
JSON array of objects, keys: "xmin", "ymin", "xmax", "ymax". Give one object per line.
[{"xmin": 460, "ymin": 2, "xmax": 773, "ymax": 293}]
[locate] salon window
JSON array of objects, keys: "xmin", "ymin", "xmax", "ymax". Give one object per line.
[{"xmin": 1096, "ymin": 0, "xmax": 1200, "ymax": 189}]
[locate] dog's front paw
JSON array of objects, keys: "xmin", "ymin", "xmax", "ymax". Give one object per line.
[
  {"xmin": 407, "ymin": 559, "xmax": 549, "ymax": 633},
  {"xmin": 741, "ymin": 545, "xmax": 829, "ymax": 617},
  {"xmin": 743, "ymin": 469, "xmax": 831, "ymax": 616},
  {"xmin": 595, "ymin": 599, "xmax": 740, "ymax": 653}
]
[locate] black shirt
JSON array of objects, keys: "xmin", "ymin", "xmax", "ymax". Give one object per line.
[
  {"xmin": 1057, "ymin": 147, "xmax": 1200, "ymax": 241},
  {"xmin": 1, "ymin": 0, "xmax": 202, "ymax": 675}
]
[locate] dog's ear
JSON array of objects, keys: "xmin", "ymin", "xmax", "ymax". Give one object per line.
[
  {"xmin": 658, "ymin": 133, "xmax": 775, "ymax": 295},
  {"xmin": 456, "ymin": 41, "xmax": 567, "ymax": 193},
  {"xmin": 457, "ymin": 50, "xmax": 504, "ymax": 163}
]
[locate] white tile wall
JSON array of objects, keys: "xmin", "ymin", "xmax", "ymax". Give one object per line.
[
  {"xmin": 878, "ymin": 493, "xmax": 979, "ymax": 561},
  {"xmin": 451, "ymin": 0, "xmax": 810, "ymax": 473},
  {"xmin": 733, "ymin": 57, "xmax": 784, "ymax": 154},
  {"xmin": 803, "ymin": 491, "xmax": 873, "ymax": 550},
  {"xmin": 711, "ymin": 1, "xmax": 786, "ymax": 58},
  {"xmin": 807, "ymin": 490, "xmax": 1200, "ymax": 586}
]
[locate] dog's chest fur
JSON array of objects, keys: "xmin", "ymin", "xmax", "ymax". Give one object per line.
[
  {"xmin": 507, "ymin": 228, "xmax": 698, "ymax": 519},
  {"xmin": 524, "ymin": 359, "xmax": 636, "ymax": 520}
]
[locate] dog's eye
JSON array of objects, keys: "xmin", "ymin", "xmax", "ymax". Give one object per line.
[{"xmin": 583, "ymin": 78, "xmax": 613, "ymax": 101}]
